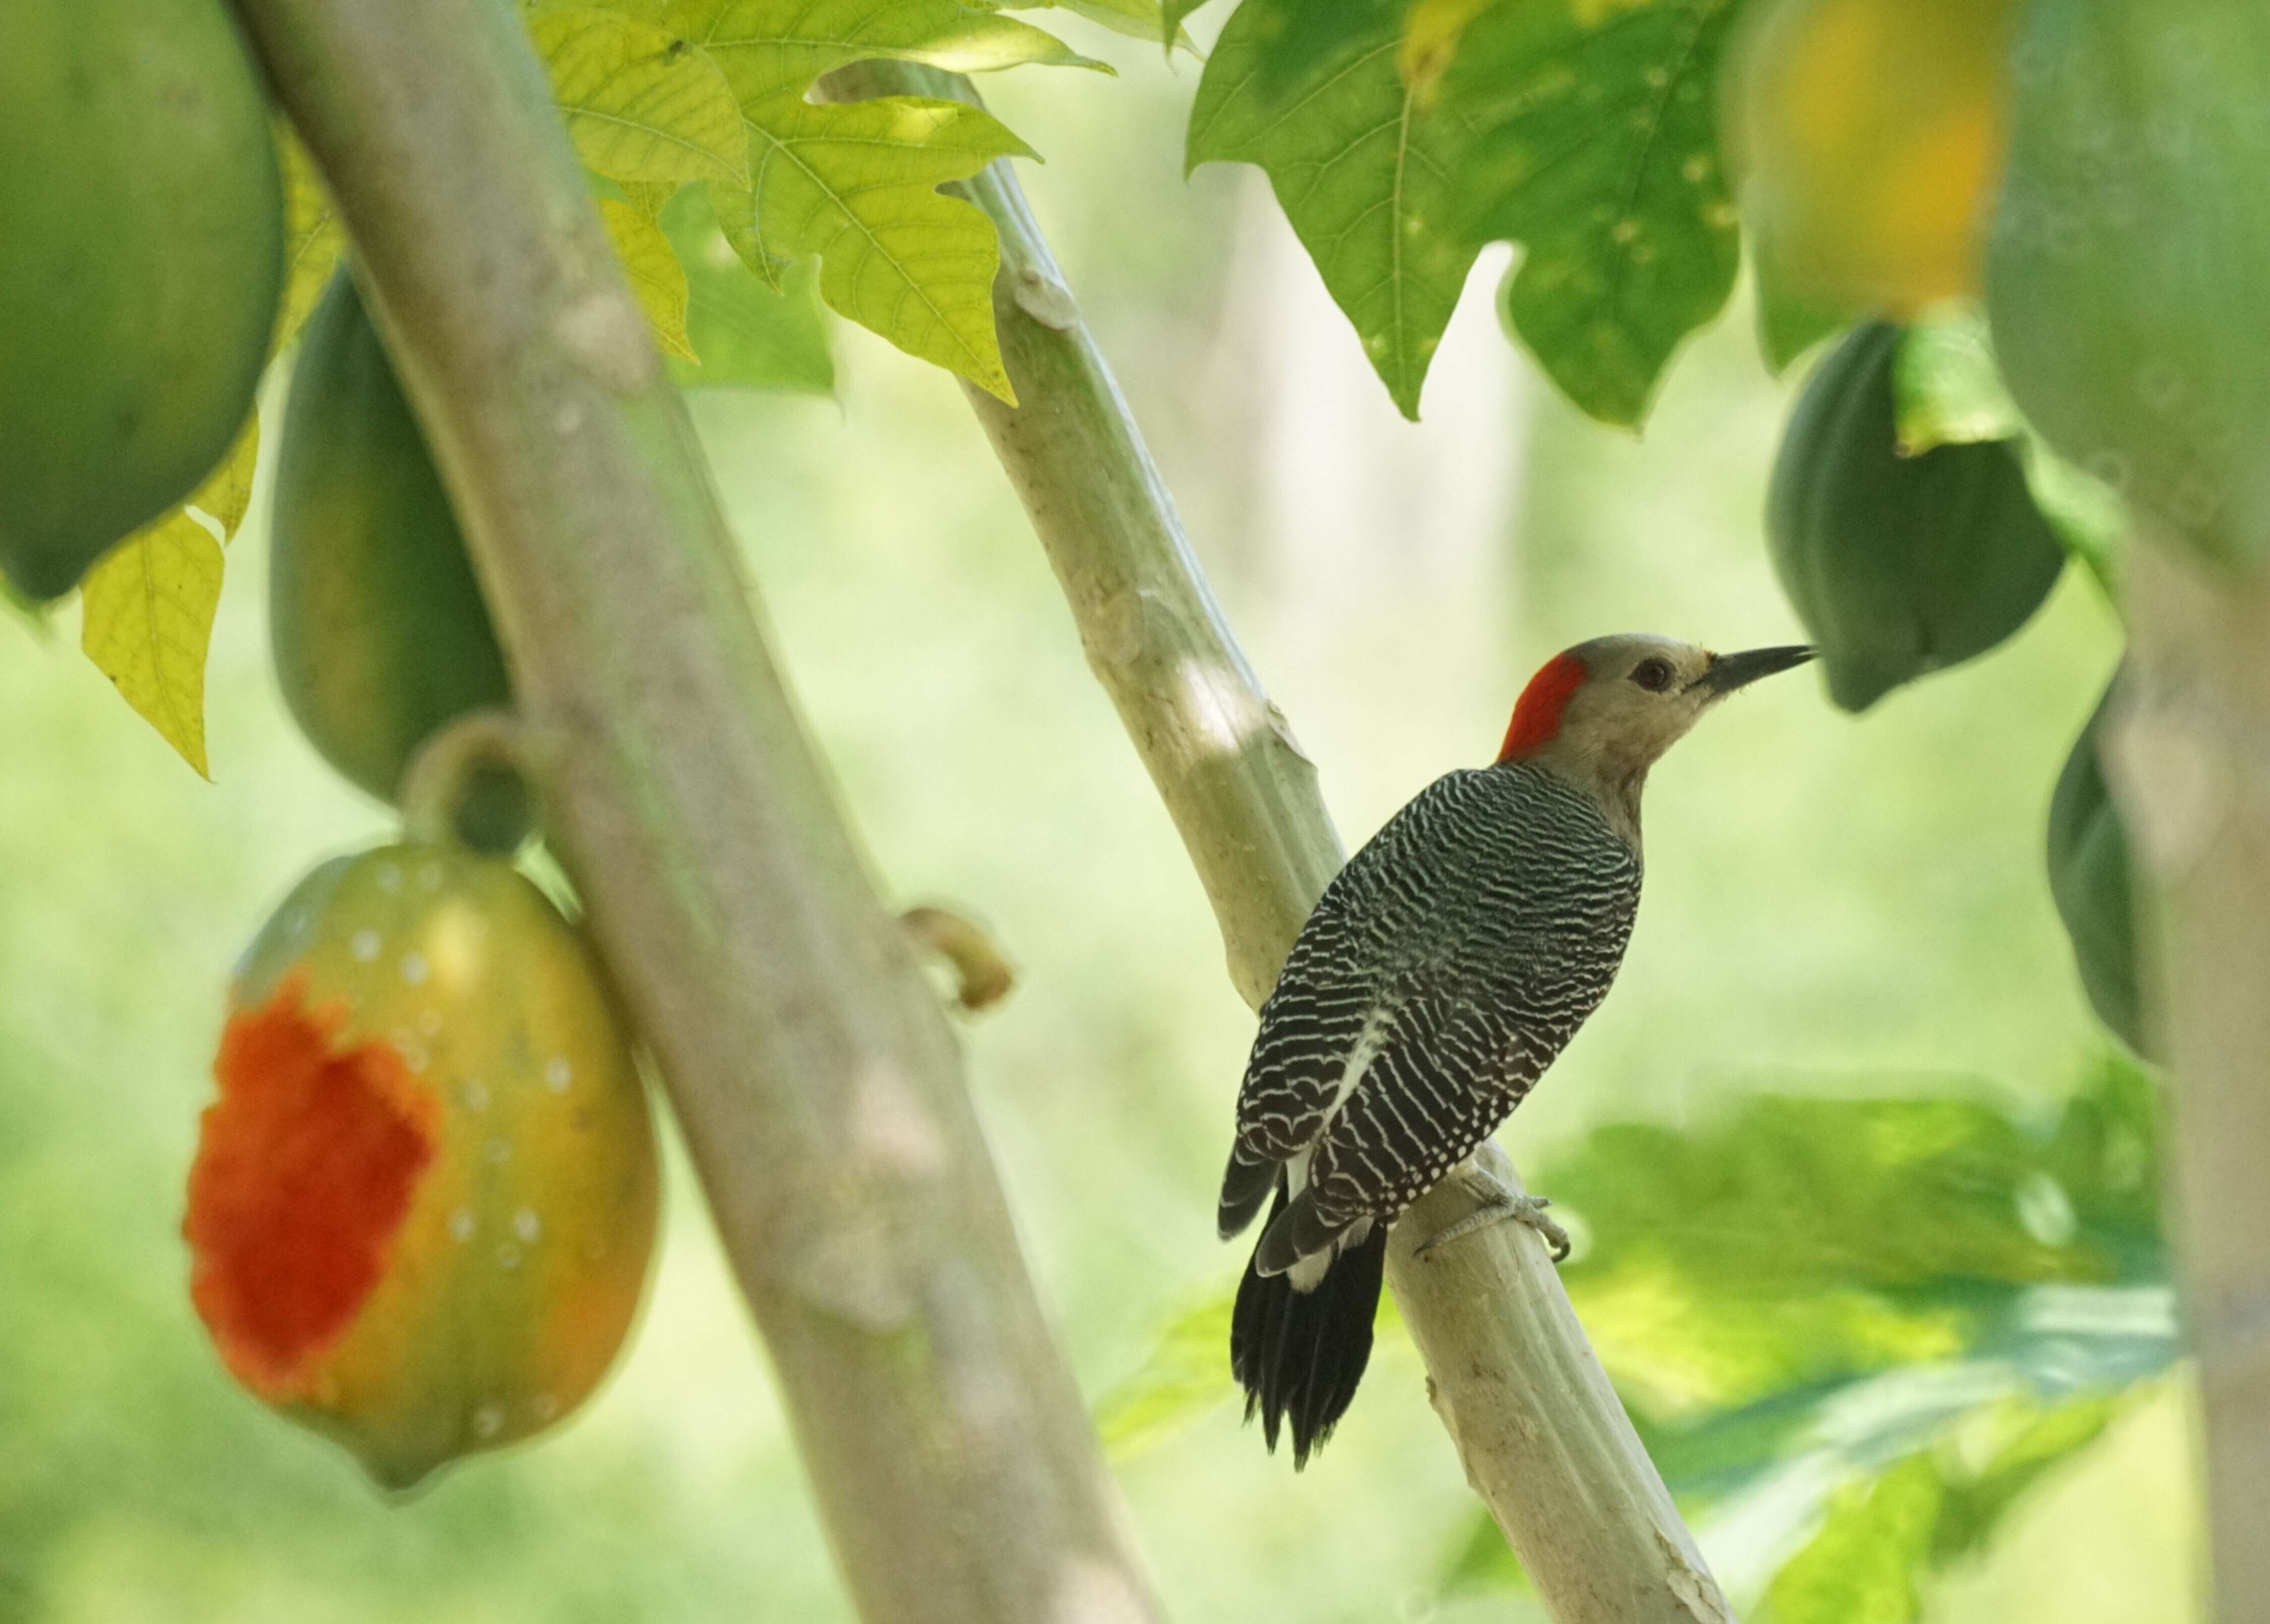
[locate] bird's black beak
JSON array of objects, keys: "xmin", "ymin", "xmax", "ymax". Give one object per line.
[{"xmin": 1692, "ymin": 644, "xmax": 1815, "ymax": 697}]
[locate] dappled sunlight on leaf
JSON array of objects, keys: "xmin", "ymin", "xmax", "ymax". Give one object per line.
[{"xmin": 536, "ymin": 8, "xmax": 750, "ymax": 185}]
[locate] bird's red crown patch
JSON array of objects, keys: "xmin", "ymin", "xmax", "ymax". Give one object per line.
[{"xmin": 1497, "ymin": 651, "xmax": 1588, "ymax": 762}]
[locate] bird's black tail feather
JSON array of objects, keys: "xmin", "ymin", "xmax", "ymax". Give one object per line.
[{"xmin": 1230, "ymin": 1186, "xmax": 1387, "ymax": 1469}]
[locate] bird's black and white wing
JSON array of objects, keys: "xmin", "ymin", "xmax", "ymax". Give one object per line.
[{"xmin": 1220, "ymin": 764, "xmax": 1641, "ymax": 1270}]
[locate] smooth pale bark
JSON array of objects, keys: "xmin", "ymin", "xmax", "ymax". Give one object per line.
[
  {"xmin": 829, "ymin": 59, "xmax": 1733, "ymax": 1624},
  {"xmin": 2110, "ymin": 527, "xmax": 2270, "ymax": 1624},
  {"xmin": 228, "ymin": 6, "xmax": 1166, "ymax": 1622}
]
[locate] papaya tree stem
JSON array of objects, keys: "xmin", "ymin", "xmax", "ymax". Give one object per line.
[
  {"xmin": 827, "ymin": 58, "xmax": 1735, "ymax": 1624},
  {"xmin": 228, "ymin": 5, "xmax": 1167, "ymax": 1621},
  {"xmin": 2113, "ymin": 525, "xmax": 2270, "ymax": 1624}
]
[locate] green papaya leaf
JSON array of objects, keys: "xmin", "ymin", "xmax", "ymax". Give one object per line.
[
  {"xmin": 1161, "ymin": 0, "xmax": 1216, "ymax": 50},
  {"xmin": 1767, "ymin": 322, "xmax": 2065, "ymax": 713},
  {"xmin": 673, "ymin": 0, "xmax": 1102, "ymax": 402},
  {"xmin": 1755, "ymin": 252, "xmax": 1849, "ymax": 376},
  {"xmin": 2048, "ymin": 676, "xmax": 2149, "ymax": 1059},
  {"xmin": 1437, "ymin": 0, "xmax": 1745, "ymax": 426},
  {"xmin": 1895, "ymin": 310, "xmax": 2022, "ymax": 455},
  {"xmin": 534, "ymin": 8, "xmax": 749, "ymax": 184},
  {"xmin": 986, "ymin": 0, "xmax": 1196, "ymax": 52},
  {"xmin": 1989, "ymin": 0, "xmax": 2270, "ymax": 571},
  {"xmin": 662, "ymin": 183, "xmax": 835, "ymax": 394},
  {"xmin": 1187, "ymin": 0, "xmax": 1479, "ymax": 420}
]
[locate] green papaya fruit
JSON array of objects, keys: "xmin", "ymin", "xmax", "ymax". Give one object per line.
[
  {"xmin": 1989, "ymin": 0, "xmax": 2270, "ymax": 570},
  {"xmin": 1767, "ymin": 322, "xmax": 2066, "ymax": 712},
  {"xmin": 0, "ymin": 0, "xmax": 284, "ymax": 601},
  {"xmin": 2047, "ymin": 675, "xmax": 2149, "ymax": 1059},
  {"xmin": 272, "ymin": 272, "xmax": 529, "ymax": 851}
]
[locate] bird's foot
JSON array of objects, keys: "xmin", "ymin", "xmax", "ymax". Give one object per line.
[{"xmin": 1415, "ymin": 1170, "xmax": 1571, "ymax": 1263}]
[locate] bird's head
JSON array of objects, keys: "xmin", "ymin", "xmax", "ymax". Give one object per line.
[{"xmin": 1496, "ymin": 635, "xmax": 1813, "ymax": 839}]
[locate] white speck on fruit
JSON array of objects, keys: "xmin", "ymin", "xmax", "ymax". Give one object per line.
[
  {"xmin": 400, "ymin": 952, "xmax": 429, "ymax": 986},
  {"xmin": 418, "ymin": 1009, "xmax": 443, "ymax": 1037},
  {"xmin": 461, "ymin": 1078, "xmax": 490, "ymax": 1112},
  {"xmin": 486, "ymin": 1135, "xmax": 512, "ymax": 1164},
  {"xmin": 544, "ymin": 1058, "xmax": 572, "ymax": 1093},
  {"xmin": 512, "ymin": 1208, "xmax": 542, "ymax": 1242},
  {"xmin": 473, "ymin": 1403, "xmax": 505, "ymax": 1438},
  {"xmin": 449, "ymin": 1207, "xmax": 477, "ymax": 1242},
  {"xmin": 497, "ymin": 1243, "xmax": 522, "ymax": 1271},
  {"xmin": 532, "ymin": 1393, "xmax": 558, "ymax": 1421},
  {"xmin": 350, "ymin": 930, "xmax": 380, "ymax": 962},
  {"xmin": 376, "ymin": 864, "xmax": 401, "ymax": 893}
]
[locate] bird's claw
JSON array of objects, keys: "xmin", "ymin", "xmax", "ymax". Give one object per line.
[{"xmin": 1415, "ymin": 1184, "xmax": 1570, "ymax": 1264}]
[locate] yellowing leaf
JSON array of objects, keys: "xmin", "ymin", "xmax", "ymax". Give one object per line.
[
  {"xmin": 1398, "ymin": 0, "xmax": 1495, "ymax": 103},
  {"xmin": 619, "ymin": 178, "xmax": 679, "ymax": 216},
  {"xmin": 600, "ymin": 198, "xmax": 698, "ymax": 360},
  {"xmin": 188, "ymin": 410, "xmax": 262, "ymax": 542},
  {"xmin": 535, "ymin": 8, "xmax": 749, "ymax": 185},
  {"xmin": 673, "ymin": 0, "xmax": 1099, "ymax": 401},
  {"xmin": 80, "ymin": 509, "xmax": 226, "ymax": 778},
  {"xmin": 274, "ymin": 126, "xmax": 345, "ymax": 357}
]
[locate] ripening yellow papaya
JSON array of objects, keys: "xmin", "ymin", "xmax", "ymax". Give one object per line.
[
  {"xmin": 186, "ymin": 843, "xmax": 658, "ymax": 1489},
  {"xmin": 0, "ymin": 0, "xmax": 284, "ymax": 600}
]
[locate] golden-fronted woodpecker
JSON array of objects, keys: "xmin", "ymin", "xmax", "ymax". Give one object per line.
[{"xmin": 1220, "ymin": 634, "xmax": 1814, "ymax": 1466}]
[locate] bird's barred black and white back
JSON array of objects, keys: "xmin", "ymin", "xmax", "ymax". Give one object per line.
[
  {"xmin": 1222, "ymin": 761, "xmax": 1641, "ymax": 1464},
  {"xmin": 1224, "ymin": 760, "xmax": 1640, "ymax": 1255}
]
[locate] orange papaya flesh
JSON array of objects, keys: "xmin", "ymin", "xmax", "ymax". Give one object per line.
[{"xmin": 187, "ymin": 843, "xmax": 658, "ymax": 1488}]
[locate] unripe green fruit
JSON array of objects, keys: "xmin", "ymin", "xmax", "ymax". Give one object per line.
[
  {"xmin": 0, "ymin": 0, "xmax": 284, "ymax": 600},
  {"xmin": 1767, "ymin": 321, "xmax": 2065, "ymax": 713},
  {"xmin": 272, "ymin": 272, "xmax": 528, "ymax": 850}
]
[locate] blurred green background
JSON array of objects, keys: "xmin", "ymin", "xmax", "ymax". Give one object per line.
[{"xmin": 0, "ymin": 18, "xmax": 2195, "ymax": 1624}]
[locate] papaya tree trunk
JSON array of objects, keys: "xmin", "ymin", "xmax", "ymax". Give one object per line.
[
  {"xmin": 227, "ymin": 4, "xmax": 1167, "ymax": 1622},
  {"xmin": 2112, "ymin": 526, "xmax": 2270, "ymax": 1624},
  {"xmin": 829, "ymin": 59, "xmax": 1734, "ymax": 1624}
]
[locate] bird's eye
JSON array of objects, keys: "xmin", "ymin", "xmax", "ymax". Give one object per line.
[{"xmin": 1631, "ymin": 658, "xmax": 1675, "ymax": 693}]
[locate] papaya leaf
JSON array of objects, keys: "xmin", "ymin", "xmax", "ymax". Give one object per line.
[
  {"xmin": 1437, "ymin": 0, "xmax": 1745, "ymax": 427},
  {"xmin": 1161, "ymin": 0, "xmax": 1218, "ymax": 50},
  {"xmin": 1768, "ymin": 1452, "xmax": 1942, "ymax": 1624},
  {"xmin": 273, "ymin": 128, "xmax": 344, "ymax": 358},
  {"xmin": 1753, "ymin": 255, "xmax": 1848, "ymax": 376},
  {"xmin": 599, "ymin": 198, "xmax": 699, "ymax": 359},
  {"xmin": 1436, "ymin": 1054, "xmax": 2171, "ymax": 1602},
  {"xmin": 534, "ymin": 8, "xmax": 749, "ymax": 185},
  {"xmin": 1187, "ymin": 0, "xmax": 1479, "ymax": 420},
  {"xmin": 1093, "ymin": 1289, "xmax": 1236, "ymax": 1458},
  {"xmin": 663, "ymin": 185, "xmax": 835, "ymax": 394},
  {"xmin": 79, "ymin": 509, "xmax": 226, "ymax": 779},
  {"xmin": 672, "ymin": 0, "xmax": 1101, "ymax": 401},
  {"xmin": 618, "ymin": 178, "xmax": 681, "ymax": 215},
  {"xmin": 1894, "ymin": 309, "xmax": 2022, "ymax": 456},
  {"xmin": 1400, "ymin": 0, "xmax": 1499, "ymax": 105},
  {"xmin": 187, "ymin": 410, "xmax": 262, "ymax": 544},
  {"xmin": 987, "ymin": 0, "xmax": 1196, "ymax": 51}
]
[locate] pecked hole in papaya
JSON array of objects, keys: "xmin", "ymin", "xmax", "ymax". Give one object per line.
[{"xmin": 184, "ymin": 971, "xmax": 443, "ymax": 1398}]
